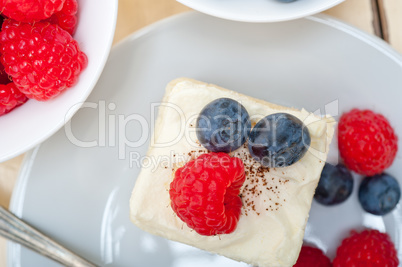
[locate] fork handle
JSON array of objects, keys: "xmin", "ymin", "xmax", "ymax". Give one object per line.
[{"xmin": 0, "ymin": 205, "xmax": 97, "ymax": 267}]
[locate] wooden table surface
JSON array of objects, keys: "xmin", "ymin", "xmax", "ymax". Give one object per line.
[{"xmin": 1, "ymin": 0, "xmax": 401, "ymax": 265}]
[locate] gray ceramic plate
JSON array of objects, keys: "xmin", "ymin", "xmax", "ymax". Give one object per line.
[{"xmin": 9, "ymin": 12, "xmax": 402, "ymax": 267}]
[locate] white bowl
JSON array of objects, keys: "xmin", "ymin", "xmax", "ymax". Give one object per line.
[
  {"xmin": 177, "ymin": 0, "xmax": 344, "ymax": 22},
  {"xmin": 0, "ymin": 0, "xmax": 118, "ymax": 162}
]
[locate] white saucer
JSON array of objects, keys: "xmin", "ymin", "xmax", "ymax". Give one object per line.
[
  {"xmin": 9, "ymin": 12, "xmax": 402, "ymax": 266},
  {"xmin": 177, "ymin": 0, "xmax": 344, "ymax": 22}
]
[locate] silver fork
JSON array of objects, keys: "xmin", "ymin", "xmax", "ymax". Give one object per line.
[{"xmin": 0, "ymin": 205, "xmax": 97, "ymax": 267}]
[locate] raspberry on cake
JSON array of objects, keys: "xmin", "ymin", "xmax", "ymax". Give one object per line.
[
  {"xmin": 130, "ymin": 78, "xmax": 335, "ymax": 267},
  {"xmin": 170, "ymin": 152, "xmax": 245, "ymax": 236}
]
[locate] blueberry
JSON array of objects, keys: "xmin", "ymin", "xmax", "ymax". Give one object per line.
[
  {"xmin": 196, "ymin": 98, "xmax": 251, "ymax": 153},
  {"xmin": 248, "ymin": 113, "xmax": 310, "ymax": 168},
  {"xmin": 358, "ymin": 173, "xmax": 401, "ymax": 215},
  {"xmin": 314, "ymin": 163, "xmax": 354, "ymax": 205}
]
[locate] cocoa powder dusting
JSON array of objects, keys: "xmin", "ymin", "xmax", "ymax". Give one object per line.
[{"xmin": 237, "ymin": 149, "xmax": 288, "ymax": 216}]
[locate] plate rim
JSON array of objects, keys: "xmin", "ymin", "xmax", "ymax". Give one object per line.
[{"xmin": 8, "ymin": 11, "xmax": 402, "ymax": 266}]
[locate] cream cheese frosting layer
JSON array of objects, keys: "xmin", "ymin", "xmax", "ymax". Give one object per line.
[{"xmin": 130, "ymin": 78, "xmax": 335, "ymax": 267}]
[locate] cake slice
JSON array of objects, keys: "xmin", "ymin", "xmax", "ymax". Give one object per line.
[{"xmin": 130, "ymin": 78, "xmax": 335, "ymax": 267}]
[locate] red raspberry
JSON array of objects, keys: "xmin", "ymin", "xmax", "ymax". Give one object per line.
[
  {"xmin": 0, "ymin": 17, "xmax": 13, "ymax": 85},
  {"xmin": 0, "ymin": 83, "xmax": 28, "ymax": 115},
  {"xmin": 0, "ymin": 61, "xmax": 11, "ymax": 85},
  {"xmin": 0, "ymin": 0, "xmax": 65, "ymax": 22},
  {"xmin": 169, "ymin": 152, "xmax": 245, "ymax": 236},
  {"xmin": 293, "ymin": 246, "xmax": 331, "ymax": 267},
  {"xmin": 0, "ymin": 20, "xmax": 88, "ymax": 101},
  {"xmin": 333, "ymin": 229, "xmax": 399, "ymax": 267},
  {"xmin": 338, "ymin": 109, "xmax": 398, "ymax": 176},
  {"xmin": 46, "ymin": 0, "xmax": 78, "ymax": 35}
]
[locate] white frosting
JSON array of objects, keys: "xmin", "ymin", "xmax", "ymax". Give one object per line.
[{"xmin": 130, "ymin": 79, "xmax": 335, "ymax": 267}]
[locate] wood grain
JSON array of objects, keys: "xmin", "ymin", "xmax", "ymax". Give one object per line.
[
  {"xmin": 0, "ymin": 155, "xmax": 23, "ymax": 266},
  {"xmin": 0, "ymin": 0, "xmax": 391, "ymax": 265},
  {"xmin": 323, "ymin": 0, "xmax": 374, "ymax": 34},
  {"xmin": 380, "ymin": 0, "xmax": 402, "ymax": 53},
  {"xmin": 377, "ymin": 0, "xmax": 389, "ymax": 42},
  {"xmin": 0, "ymin": 156, "xmax": 23, "ymax": 209},
  {"xmin": 113, "ymin": 0, "xmax": 190, "ymax": 44}
]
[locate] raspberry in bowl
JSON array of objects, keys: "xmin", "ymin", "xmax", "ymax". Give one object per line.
[{"xmin": 0, "ymin": 0, "xmax": 118, "ymax": 162}]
